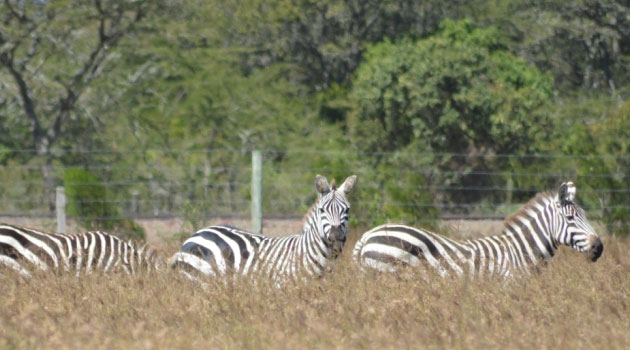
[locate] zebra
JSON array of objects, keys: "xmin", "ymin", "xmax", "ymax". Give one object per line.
[
  {"xmin": 352, "ymin": 182, "xmax": 603, "ymax": 279},
  {"xmin": 0, "ymin": 223, "xmax": 163, "ymax": 278},
  {"xmin": 168, "ymin": 174, "xmax": 357, "ymax": 284}
]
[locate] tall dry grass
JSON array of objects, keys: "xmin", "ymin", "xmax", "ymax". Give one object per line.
[{"xmin": 2, "ymin": 234, "xmax": 629, "ymax": 350}]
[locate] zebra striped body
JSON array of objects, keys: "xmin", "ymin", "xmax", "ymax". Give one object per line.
[
  {"xmin": 169, "ymin": 174, "xmax": 357, "ymax": 284},
  {"xmin": 0, "ymin": 223, "xmax": 163, "ymax": 278},
  {"xmin": 353, "ymin": 182, "xmax": 603, "ymax": 279}
]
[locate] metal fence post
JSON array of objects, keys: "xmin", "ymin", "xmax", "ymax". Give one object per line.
[
  {"xmin": 56, "ymin": 186, "xmax": 66, "ymax": 234},
  {"xmin": 251, "ymin": 150, "xmax": 263, "ymax": 234}
]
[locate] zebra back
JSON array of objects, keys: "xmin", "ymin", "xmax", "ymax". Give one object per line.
[{"xmin": 0, "ymin": 223, "xmax": 163, "ymax": 278}]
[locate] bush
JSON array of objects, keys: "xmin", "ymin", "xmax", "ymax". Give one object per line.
[
  {"xmin": 566, "ymin": 103, "xmax": 630, "ymax": 236},
  {"xmin": 63, "ymin": 169, "xmax": 146, "ymax": 241},
  {"xmin": 349, "ymin": 19, "xmax": 554, "ymax": 205}
]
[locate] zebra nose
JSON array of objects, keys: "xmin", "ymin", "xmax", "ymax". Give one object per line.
[
  {"xmin": 329, "ymin": 225, "xmax": 346, "ymax": 254},
  {"xmin": 330, "ymin": 225, "xmax": 345, "ymax": 240},
  {"xmin": 589, "ymin": 238, "xmax": 603, "ymax": 262}
]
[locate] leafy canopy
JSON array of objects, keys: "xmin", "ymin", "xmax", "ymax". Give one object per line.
[{"xmin": 349, "ymin": 19, "xmax": 554, "ymax": 157}]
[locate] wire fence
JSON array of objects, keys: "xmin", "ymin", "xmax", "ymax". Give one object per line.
[{"xmin": 1, "ymin": 148, "xmax": 629, "ymax": 234}]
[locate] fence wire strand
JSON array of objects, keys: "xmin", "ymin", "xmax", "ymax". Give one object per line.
[{"xmin": 1, "ymin": 149, "xmax": 629, "ymax": 232}]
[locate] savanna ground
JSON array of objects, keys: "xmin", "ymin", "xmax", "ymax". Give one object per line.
[{"xmin": 1, "ymin": 219, "xmax": 629, "ymax": 350}]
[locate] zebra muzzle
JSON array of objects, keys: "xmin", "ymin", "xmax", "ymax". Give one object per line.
[
  {"xmin": 588, "ymin": 238, "xmax": 603, "ymax": 262},
  {"xmin": 328, "ymin": 226, "xmax": 347, "ymax": 255},
  {"xmin": 331, "ymin": 239, "xmax": 345, "ymax": 255}
]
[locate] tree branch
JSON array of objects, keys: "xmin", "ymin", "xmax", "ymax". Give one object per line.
[
  {"xmin": 46, "ymin": 1, "xmax": 148, "ymax": 146},
  {"xmin": 16, "ymin": 26, "xmax": 43, "ymax": 70},
  {"xmin": 4, "ymin": 59, "xmax": 43, "ymax": 150},
  {"xmin": 4, "ymin": 0, "xmax": 30, "ymax": 24}
]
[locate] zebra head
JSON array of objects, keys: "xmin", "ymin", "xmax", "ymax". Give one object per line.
[
  {"xmin": 314, "ymin": 174, "xmax": 357, "ymax": 256},
  {"xmin": 555, "ymin": 182, "xmax": 603, "ymax": 262}
]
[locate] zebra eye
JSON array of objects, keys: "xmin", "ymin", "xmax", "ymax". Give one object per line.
[
  {"xmin": 318, "ymin": 208, "xmax": 325, "ymax": 214},
  {"xmin": 566, "ymin": 215, "xmax": 574, "ymax": 221}
]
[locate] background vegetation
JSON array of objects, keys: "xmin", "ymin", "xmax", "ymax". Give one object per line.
[{"xmin": 1, "ymin": 0, "xmax": 629, "ymax": 235}]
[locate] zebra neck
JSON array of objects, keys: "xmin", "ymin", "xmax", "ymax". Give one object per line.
[
  {"xmin": 301, "ymin": 205, "xmax": 326, "ymax": 246},
  {"xmin": 300, "ymin": 217, "xmax": 336, "ymax": 275},
  {"xmin": 464, "ymin": 215, "xmax": 557, "ymax": 278},
  {"xmin": 303, "ymin": 219, "xmax": 334, "ymax": 256},
  {"xmin": 301, "ymin": 206, "xmax": 317, "ymax": 235},
  {"xmin": 493, "ymin": 212, "xmax": 558, "ymax": 264},
  {"xmin": 289, "ymin": 202, "xmax": 337, "ymax": 277}
]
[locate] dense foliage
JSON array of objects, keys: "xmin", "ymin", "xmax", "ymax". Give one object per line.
[
  {"xmin": 1, "ymin": 0, "xmax": 629, "ymax": 234},
  {"xmin": 349, "ymin": 20, "xmax": 554, "ymax": 206},
  {"xmin": 63, "ymin": 169, "xmax": 145, "ymax": 240}
]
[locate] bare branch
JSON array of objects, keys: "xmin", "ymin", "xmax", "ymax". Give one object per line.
[
  {"xmin": 44, "ymin": 1, "xmax": 150, "ymax": 146},
  {"xmin": 3, "ymin": 0, "xmax": 154, "ymax": 154},
  {"xmin": 4, "ymin": 59, "xmax": 42, "ymax": 149}
]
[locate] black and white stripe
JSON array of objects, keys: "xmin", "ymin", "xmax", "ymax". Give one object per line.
[
  {"xmin": 169, "ymin": 174, "xmax": 357, "ymax": 283},
  {"xmin": 0, "ymin": 223, "xmax": 163, "ymax": 278},
  {"xmin": 353, "ymin": 182, "xmax": 603, "ymax": 278}
]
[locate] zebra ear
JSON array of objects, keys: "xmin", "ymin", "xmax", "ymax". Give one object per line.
[
  {"xmin": 558, "ymin": 181, "xmax": 576, "ymax": 205},
  {"xmin": 338, "ymin": 175, "xmax": 357, "ymax": 195},
  {"xmin": 315, "ymin": 175, "xmax": 331, "ymax": 195}
]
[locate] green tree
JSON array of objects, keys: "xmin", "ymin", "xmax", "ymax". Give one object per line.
[
  {"xmin": 272, "ymin": 0, "xmax": 465, "ymax": 90},
  {"xmin": 348, "ymin": 19, "xmax": 553, "ymax": 203},
  {"xmin": 0, "ymin": 0, "xmax": 157, "ymax": 207},
  {"xmin": 554, "ymin": 101, "xmax": 630, "ymax": 235},
  {"xmin": 95, "ymin": 17, "xmax": 350, "ymax": 219},
  {"xmin": 466, "ymin": 0, "xmax": 630, "ymax": 95}
]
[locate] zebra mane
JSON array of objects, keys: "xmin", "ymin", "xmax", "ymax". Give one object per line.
[
  {"xmin": 502, "ymin": 190, "xmax": 555, "ymax": 229},
  {"xmin": 301, "ymin": 199, "xmax": 320, "ymax": 228}
]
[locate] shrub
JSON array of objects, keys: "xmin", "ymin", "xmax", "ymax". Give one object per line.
[{"xmin": 63, "ymin": 169, "xmax": 145, "ymax": 241}]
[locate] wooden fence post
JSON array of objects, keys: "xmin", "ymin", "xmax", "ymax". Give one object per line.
[
  {"xmin": 131, "ymin": 190, "xmax": 140, "ymax": 216},
  {"xmin": 251, "ymin": 150, "xmax": 263, "ymax": 234},
  {"xmin": 56, "ymin": 186, "xmax": 66, "ymax": 234}
]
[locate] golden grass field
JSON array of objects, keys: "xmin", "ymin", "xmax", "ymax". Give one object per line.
[{"xmin": 1, "ymin": 225, "xmax": 630, "ymax": 350}]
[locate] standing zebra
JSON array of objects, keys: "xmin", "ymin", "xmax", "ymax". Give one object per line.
[
  {"xmin": 169, "ymin": 174, "xmax": 357, "ymax": 284},
  {"xmin": 353, "ymin": 182, "xmax": 603, "ymax": 278},
  {"xmin": 0, "ymin": 223, "xmax": 163, "ymax": 278}
]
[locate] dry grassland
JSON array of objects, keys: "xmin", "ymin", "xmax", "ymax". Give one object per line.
[{"xmin": 1, "ymin": 231, "xmax": 630, "ymax": 350}]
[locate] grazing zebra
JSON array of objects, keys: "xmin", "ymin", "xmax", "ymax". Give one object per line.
[
  {"xmin": 169, "ymin": 174, "xmax": 357, "ymax": 284},
  {"xmin": 0, "ymin": 223, "xmax": 163, "ymax": 278},
  {"xmin": 353, "ymin": 182, "xmax": 603, "ymax": 279}
]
